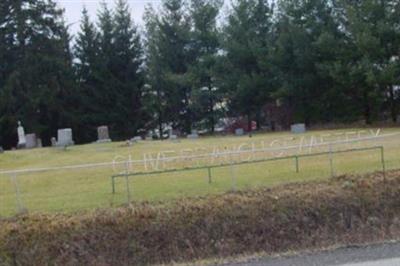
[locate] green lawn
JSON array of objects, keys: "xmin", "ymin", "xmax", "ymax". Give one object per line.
[{"xmin": 1, "ymin": 128, "xmax": 400, "ymax": 216}]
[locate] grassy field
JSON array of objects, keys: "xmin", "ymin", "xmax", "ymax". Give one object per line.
[{"xmin": 1, "ymin": 128, "xmax": 400, "ymax": 216}]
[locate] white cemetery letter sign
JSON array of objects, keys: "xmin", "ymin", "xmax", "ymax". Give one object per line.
[{"xmin": 17, "ymin": 121, "xmax": 26, "ymax": 147}]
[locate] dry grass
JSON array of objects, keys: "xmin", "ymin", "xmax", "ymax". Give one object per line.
[{"xmin": 1, "ymin": 170, "xmax": 400, "ymax": 265}]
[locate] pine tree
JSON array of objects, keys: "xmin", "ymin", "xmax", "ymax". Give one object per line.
[
  {"xmin": 0, "ymin": 0, "xmax": 18, "ymax": 147},
  {"xmin": 143, "ymin": 5, "xmax": 167, "ymax": 138},
  {"xmin": 329, "ymin": 0, "xmax": 400, "ymax": 124},
  {"xmin": 74, "ymin": 7, "xmax": 101, "ymax": 142},
  {"xmin": 274, "ymin": 0, "xmax": 345, "ymax": 124},
  {"xmin": 0, "ymin": 0, "xmax": 76, "ymax": 148},
  {"xmin": 147, "ymin": 0, "xmax": 193, "ymax": 134},
  {"xmin": 220, "ymin": 0, "xmax": 275, "ymax": 131},
  {"xmin": 188, "ymin": 0, "xmax": 223, "ymax": 133},
  {"xmin": 111, "ymin": 0, "xmax": 144, "ymax": 137},
  {"xmin": 95, "ymin": 0, "xmax": 144, "ymax": 139}
]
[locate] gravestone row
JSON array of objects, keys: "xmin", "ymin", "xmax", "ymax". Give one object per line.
[
  {"xmin": 11, "ymin": 122, "xmax": 307, "ymax": 151},
  {"xmin": 17, "ymin": 121, "xmax": 43, "ymax": 149},
  {"xmin": 15, "ymin": 122, "xmax": 113, "ymax": 149}
]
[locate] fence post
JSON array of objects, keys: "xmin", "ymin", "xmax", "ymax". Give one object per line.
[
  {"xmin": 380, "ymin": 146, "xmax": 386, "ymax": 180},
  {"xmin": 11, "ymin": 173, "xmax": 24, "ymax": 214},
  {"xmin": 229, "ymin": 156, "xmax": 237, "ymax": 191},
  {"xmin": 111, "ymin": 176, "xmax": 116, "ymax": 194},
  {"xmin": 295, "ymin": 155, "xmax": 299, "ymax": 173},
  {"xmin": 329, "ymin": 144, "xmax": 334, "ymax": 178},
  {"xmin": 125, "ymin": 161, "xmax": 131, "ymax": 204},
  {"xmin": 208, "ymin": 167, "xmax": 212, "ymax": 184}
]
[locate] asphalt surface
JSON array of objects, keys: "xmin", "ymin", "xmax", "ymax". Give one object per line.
[{"xmin": 226, "ymin": 242, "xmax": 400, "ymax": 266}]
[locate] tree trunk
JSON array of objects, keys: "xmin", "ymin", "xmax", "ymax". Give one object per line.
[
  {"xmin": 247, "ymin": 113, "xmax": 252, "ymax": 136},
  {"xmin": 389, "ymin": 85, "xmax": 397, "ymax": 123},
  {"xmin": 157, "ymin": 89, "xmax": 163, "ymax": 140},
  {"xmin": 256, "ymin": 111, "xmax": 261, "ymax": 130},
  {"xmin": 208, "ymin": 86, "xmax": 215, "ymax": 134},
  {"xmin": 363, "ymin": 90, "xmax": 372, "ymax": 125},
  {"xmin": 158, "ymin": 114, "xmax": 163, "ymax": 140},
  {"xmin": 184, "ymin": 89, "xmax": 192, "ymax": 134}
]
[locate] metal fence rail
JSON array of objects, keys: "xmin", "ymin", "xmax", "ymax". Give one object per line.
[
  {"xmin": 1, "ymin": 131, "xmax": 393, "ymax": 217},
  {"xmin": 1, "ymin": 132, "xmax": 395, "ymax": 176},
  {"xmin": 111, "ymin": 146, "xmax": 386, "ymax": 198}
]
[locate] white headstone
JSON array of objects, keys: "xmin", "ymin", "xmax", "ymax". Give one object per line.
[
  {"xmin": 235, "ymin": 128, "xmax": 244, "ymax": 136},
  {"xmin": 187, "ymin": 130, "xmax": 199, "ymax": 139},
  {"xmin": 57, "ymin": 128, "xmax": 74, "ymax": 146},
  {"xmin": 291, "ymin": 124, "xmax": 306, "ymax": 134},
  {"xmin": 0, "ymin": 146, "xmax": 4, "ymax": 154},
  {"xmin": 51, "ymin": 137, "xmax": 57, "ymax": 147},
  {"xmin": 168, "ymin": 128, "xmax": 174, "ymax": 137},
  {"xmin": 25, "ymin": 133, "xmax": 37, "ymax": 149},
  {"xmin": 37, "ymin": 138, "xmax": 43, "ymax": 148},
  {"xmin": 17, "ymin": 121, "xmax": 26, "ymax": 148},
  {"xmin": 131, "ymin": 136, "xmax": 142, "ymax": 142}
]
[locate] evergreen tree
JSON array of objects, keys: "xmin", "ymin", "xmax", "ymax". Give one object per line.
[
  {"xmin": 0, "ymin": 0, "xmax": 17, "ymax": 147},
  {"xmin": 220, "ymin": 0, "xmax": 275, "ymax": 131},
  {"xmin": 0, "ymin": 0, "xmax": 76, "ymax": 148},
  {"xmin": 165, "ymin": 0, "xmax": 193, "ymax": 134},
  {"xmin": 74, "ymin": 7, "xmax": 101, "ymax": 142},
  {"xmin": 143, "ymin": 5, "xmax": 167, "ymax": 137},
  {"xmin": 274, "ymin": 0, "xmax": 345, "ymax": 124},
  {"xmin": 147, "ymin": 0, "xmax": 193, "ymax": 134},
  {"xmin": 335, "ymin": 0, "xmax": 400, "ymax": 123},
  {"xmin": 95, "ymin": 0, "xmax": 144, "ymax": 138},
  {"xmin": 112, "ymin": 0, "xmax": 145, "ymax": 137},
  {"xmin": 188, "ymin": 0, "xmax": 223, "ymax": 133}
]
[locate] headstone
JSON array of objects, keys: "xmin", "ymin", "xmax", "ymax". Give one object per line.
[
  {"xmin": 168, "ymin": 128, "xmax": 180, "ymax": 140},
  {"xmin": 145, "ymin": 136, "xmax": 153, "ymax": 141},
  {"xmin": 97, "ymin": 126, "xmax": 111, "ymax": 143},
  {"xmin": 168, "ymin": 128, "xmax": 174, "ymax": 137},
  {"xmin": 51, "ymin": 137, "xmax": 57, "ymax": 147},
  {"xmin": 126, "ymin": 140, "xmax": 133, "ymax": 146},
  {"xmin": 235, "ymin": 128, "xmax": 244, "ymax": 136},
  {"xmin": 25, "ymin": 133, "xmax": 37, "ymax": 149},
  {"xmin": 37, "ymin": 138, "xmax": 43, "ymax": 148},
  {"xmin": 187, "ymin": 130, "xmax": 199, "ymax": 139},
  {"xmin": 17, "ymin": 121, "xmax": 26, "ymax": 148},
  {"xmin": 0, "ymin": 146, "xmax": 4, "ymax": 154},
  {"xmin": 57, "ymin": 128, "xmax": 74, "ymax": 146},
  {"xmin": 291, "ymin": 123, "xmax": 306, "ymax": 134},
  {"xmin": 131, "ymin": 136, "xmax": 142, "ymax": 142}
]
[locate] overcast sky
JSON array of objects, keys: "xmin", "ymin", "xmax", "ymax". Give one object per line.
[{"xmin": 56, "ymin": 0, "xmax": 162, "ymax": 33}]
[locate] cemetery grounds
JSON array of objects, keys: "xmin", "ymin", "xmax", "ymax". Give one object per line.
[{"xmin": 1, "ymin": 128, "xmax": 400, "ymax": 217}]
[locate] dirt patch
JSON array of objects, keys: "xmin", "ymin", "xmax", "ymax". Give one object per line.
[{"xmin": 1, "ymin": 170, "xmax": 400, "ymax": 265}]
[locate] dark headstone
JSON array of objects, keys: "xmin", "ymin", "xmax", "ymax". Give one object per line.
[{"xmin": 97, "ymin": 126, "xmax": 111, "ymax": 143}]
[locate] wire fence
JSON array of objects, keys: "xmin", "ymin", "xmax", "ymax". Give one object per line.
[{"xmin": 1, "ymin": 131, "xmax": 399, "ymax": 217}]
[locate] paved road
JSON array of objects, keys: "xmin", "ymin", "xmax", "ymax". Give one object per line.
[{"xmin": 225, "ymin": 242, "xmax": 400, "ymax": 266}]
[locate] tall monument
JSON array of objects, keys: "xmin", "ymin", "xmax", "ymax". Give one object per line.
[{"xmin": 17, "ymin": 121, "xmax": 26, "ymax": 148}]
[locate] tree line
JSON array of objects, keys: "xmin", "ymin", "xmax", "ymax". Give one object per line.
[{"xmin": 1, "ymin": 0, "xmax": 399, "ymax": 148}]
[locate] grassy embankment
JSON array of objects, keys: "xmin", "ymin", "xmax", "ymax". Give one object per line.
[
  {"xmin": 1, "ymin": 170, "xmax": 400, "ymax": 265},
  {"xmin": 0, "ymin": 128, "xmax": 399, "ymax": 216}
]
